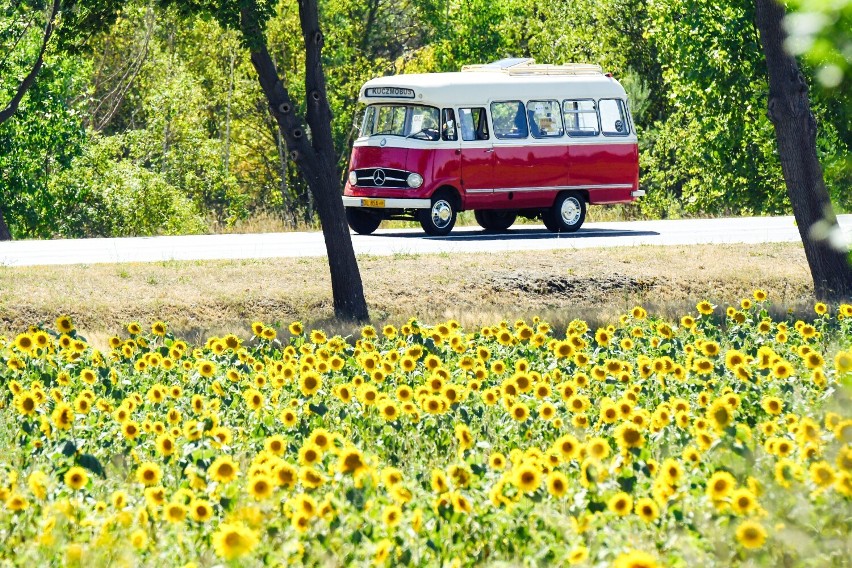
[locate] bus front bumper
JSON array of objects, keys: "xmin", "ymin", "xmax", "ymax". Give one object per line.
[{"xmin": 342, "ymin": 196, "xmax": 431, "ymax": 209}]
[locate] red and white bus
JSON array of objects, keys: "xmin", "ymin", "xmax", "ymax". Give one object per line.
[{"xmin": 342, "ymin": 58, "xmax": 643, "ymax": 236}]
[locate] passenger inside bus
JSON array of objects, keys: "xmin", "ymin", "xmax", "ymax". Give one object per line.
[
  {"xmin": 510, "ymin": 104, "xmax": 528, "ymax": 138},
  {"xmin": 527, "ymin": 110, "xmax": 540, "ymax": 137}
]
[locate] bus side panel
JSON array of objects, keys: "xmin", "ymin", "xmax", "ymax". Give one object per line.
[
  {"xmin": 509, "ymin": 144, "xmax": 569, "ymax": 209},
  {"xmin": 568, "ymin": 142, "xmax": 638, "ymax": 204},
  {"xmin": 430, "ymin": 148, "xmax": 461, "ymax": 198},
  {"xmin": 459, "ymin": 146, "xmax": 495, "ymax": 209}
]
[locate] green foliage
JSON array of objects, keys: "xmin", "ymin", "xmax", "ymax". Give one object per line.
[
  {"xmin": 640, "ymin": 0, "xmax": 782, "ymax": 216},
  {"xmin": 48, "ymin": 133, "xmax": 207, "ymax": 237},
  {"xmin": 640, "ymin": 0, "xmax": 852, "ymax": 217},
  {"xmin": 1, "ymin": 0, "xmax": 850, "ymax": 238},
  {"xmin": 0, "ymin": 51, "xmax": 87, "ymax": 238}
]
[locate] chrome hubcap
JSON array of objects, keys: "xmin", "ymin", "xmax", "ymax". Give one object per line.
[
  {"xmin": 560, "ymin": 197, "xmax": 581, "ymax": 226},
  {"xmin": 432, "ymin": 200, "xmax": 453, "ymax": 228}
]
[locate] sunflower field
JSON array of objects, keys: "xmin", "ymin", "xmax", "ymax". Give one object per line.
[{"xmin": 1, "ymin": 293, "xmax": 851, "ymax": 567}]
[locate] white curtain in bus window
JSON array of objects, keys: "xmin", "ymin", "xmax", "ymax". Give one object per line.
[
  {"xmin": 599, "ymin": 99, "xmax": 629, "ymax": 136},
  {"xmin": 562, "ymin": 99, "xmax": 599, "ymax": 137},
  {"xmin": 458, "ymin": 108, "xmax": 476, "ymax": 141},
  {"xmin": 527, "ymin": 100, "xmax": 563, "ymax": 138},
  {"xmin": 490, "ymin": 101, "xmax": 528, "ymax": 139},
  {"xmin": 458, "ymin": 108, "xmax": 488, "ymax": 141},
  {"xmin": 442, "ymin": 108, "xmax": 458, "ymax": 141}
]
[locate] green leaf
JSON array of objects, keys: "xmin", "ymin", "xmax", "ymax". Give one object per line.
[
  {"xmin": 78, "ymin": 454, "xmax": 105, "ymax": 478},
  {"xmin": 60, "ymin": 440, "xmax": 78, "ymax": 457},
  {"xmin": 618, "ymin": 475, "xmax": 637, "ymax": 492}
]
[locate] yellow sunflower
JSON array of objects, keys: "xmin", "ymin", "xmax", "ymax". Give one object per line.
[
  {"xmin": 736, "ymin": 520, "xmax": 767, "ymax": 549},
  {"xmin": 212, "ymin": 522, "xmax": 258, "ymax": 560},
  {"xmin": 513, "ymin": 462, "xmax": 542, "ymax": 493},
  {"xmin": 64, "ymin": 466, "xmax": 89, "ymax": 490},
  {"xmin": 208, "ymin": 455, "xmax": 239, "ymax": 483}
]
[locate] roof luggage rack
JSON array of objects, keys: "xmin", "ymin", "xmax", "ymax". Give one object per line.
[{"xmin": 461, "ymin": 58, "xmax": 603, "ymax": 76}]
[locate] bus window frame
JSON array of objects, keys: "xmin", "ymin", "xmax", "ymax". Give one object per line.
[
  {"xmin": 490, "ymin": 100, "xmax": 529, "ymax": 140},
  {"xmin": 562, "ymin": 98, "xmax": 600, "ymax": 138},
  {"xmin": 598, "ymin": 98, "xmax": 630, "ymax": 137},
  {"xmin": 526, "ymin": 99, "xmax": 564, "ymax": 139},
  {"xmin": 458, "ymin": 107, "xmax": 490, "ymax": 142},
  {"xmin": 359, "ymin": 103, "xmax": 442, "ymax": 139},
  {"xmin": 442, "ymin": 108, "xmax": 458, "ymax": 141}
]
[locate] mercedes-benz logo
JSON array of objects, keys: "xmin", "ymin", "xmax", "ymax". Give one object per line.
[{"xmin": 372, "ymin": 169, "xmax": 386, "ymax": 186}]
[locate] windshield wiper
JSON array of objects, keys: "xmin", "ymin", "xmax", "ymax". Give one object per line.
[{"xmin": 406, "ymin": 127, "xmax": 439, "ymax": 140}]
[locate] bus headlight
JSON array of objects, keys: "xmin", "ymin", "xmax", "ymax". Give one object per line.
[
  {"xmin": 407, "ymin": 173, "xmax": 423, "ymax": 188},
  {"xmin": 348, "ymin": 171, "xmax": 358, "ymax": 186}
]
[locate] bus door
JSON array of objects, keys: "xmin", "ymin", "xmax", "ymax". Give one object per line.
[{"xmin": 458, "ymin": 107, "xmax": 494, "ymax": 208}]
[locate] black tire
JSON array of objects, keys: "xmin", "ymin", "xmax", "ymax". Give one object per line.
[
  {"xmin": 475, "ymin": 209, "xmax": 517, "ymax": 232},
  {"xmin": 543, "ymin": 192, "xmax": 586, "ymax": 233},
  {"xmin": 418, "ymin": 190, "xmax": 457, "ymax": 236},
  {"xmin": 346, "ymin": 208, "xmax": 382, "ymax": 235}
]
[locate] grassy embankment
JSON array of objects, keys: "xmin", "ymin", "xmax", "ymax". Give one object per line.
[{"xmin": 0, "ymin": 241, "xmax": 815, "ymax": 344}]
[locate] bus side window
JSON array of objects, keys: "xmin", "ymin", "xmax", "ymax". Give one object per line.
[
  {"xmin": 442, "ymin": 108, "xmax": 458, "ymax": 141},
  {"xmin": 527, "ymin": 100, "xmax": 563, "ymax": 138},
  {"xmin": 490, "ymin": 101, "xmax": 528, "ymax": 139},
  {"xmin": 563, "ymin": 99, "xmax": 599, "ymax": 137},
  {"xmin": 459, "ymin": 107, "xmax": 488, "ymax": 141},
  {"xmin": 599, "ymin": 99, "xmax": 629, "ymax": 136}
]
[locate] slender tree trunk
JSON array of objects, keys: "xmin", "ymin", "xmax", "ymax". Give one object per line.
[
  {"xmin": 224, "ymin": 48, "xmax": 235, "ymax": 177},
  {"xmin": 754, "ymin": 0, "xmax": 852, "ymax": 301},
  {"xmin": 0, "ymin": 207, "xmax": 11, "ymax": 241},
  {"xmin": 0, "ymin": 0, "xmax": 60, "ymax": 125},
  {"xmin": 240, "ymin": 2, "xmax": 369, "ymax": 321}
]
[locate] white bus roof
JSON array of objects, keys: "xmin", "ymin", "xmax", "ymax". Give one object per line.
[{"xmin": 359, "ymin": 61, "xmax": 628, "ymax": 107}]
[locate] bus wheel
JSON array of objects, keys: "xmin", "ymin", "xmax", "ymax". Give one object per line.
[
  {"xmin": 544, "ymin": 192, "xmax": 586, "ymax": 233},
  {"xmin": 418, "ymin": 191, "xmax": 457, "ymax": 236},
  {"xmin": 346, "ymin": 208, "xmax": 382, "ymax": 235},
  {"xmin": 475, "ymin": 210, "xmax": 517, "ymax": 232}
]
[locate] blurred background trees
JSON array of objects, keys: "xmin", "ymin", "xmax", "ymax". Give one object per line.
[{"xmin": 0, "ymin": 0, "xmax": 849, "ymax": 239}]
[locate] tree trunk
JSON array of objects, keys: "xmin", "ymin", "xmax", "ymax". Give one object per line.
[
  {"xmin": 754, "ymin": 0, "xmax": 852, "ymax": 301},
  {"xmin": 240, "ymin": 2, "xmax": 369, "ymax": 321},
  {"xmin": 0, "ymin": 207, "xmax": 11, "ymax": 241},
  {"xmin": 0, "ymin": 0, "xmax": 61, "ymax": 126}
]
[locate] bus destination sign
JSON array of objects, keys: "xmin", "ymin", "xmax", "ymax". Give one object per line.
[{"xmin": 365, "ymin": 87, "xmax": 416, "ymax": 99}]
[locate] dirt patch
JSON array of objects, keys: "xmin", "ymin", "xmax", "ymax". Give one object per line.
[{"xmin": 488, "ymin": 270, "xmax": 659, "ymax": 297}]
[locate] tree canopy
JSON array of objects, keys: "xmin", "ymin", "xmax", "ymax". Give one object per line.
[{"xmin": 0, "ymin": 0, "xmax": 850, "ymax": 241}]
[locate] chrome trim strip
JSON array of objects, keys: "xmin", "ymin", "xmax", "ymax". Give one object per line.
[{"xmin": 464, "ymin": 183, "xmax": 633, "ymax": 194}]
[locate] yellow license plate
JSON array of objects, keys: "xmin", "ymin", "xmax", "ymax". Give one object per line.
[{"xmin": 362, "ymin": 199, "xmax": 385, "ymax": 208}]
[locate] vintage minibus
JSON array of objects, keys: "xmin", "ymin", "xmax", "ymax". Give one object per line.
[{"xmin": 342, "ymin": 58, "xmax": 643, "ymax": 236}]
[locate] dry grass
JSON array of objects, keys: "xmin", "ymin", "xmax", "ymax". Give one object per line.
[{"xmin": 0, "ymin": 242, "xmax": 816, "ymax": 344}]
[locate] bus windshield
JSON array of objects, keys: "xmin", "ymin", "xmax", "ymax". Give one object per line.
[{"xmin": 360, "ymin": 104, "xmax": 441, "ymax": 141}]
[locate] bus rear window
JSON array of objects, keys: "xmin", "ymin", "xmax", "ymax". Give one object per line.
[
  {"xmin": 360, "ymin": 104, "xmax": 441, "ymax": 140},
  {"xmin": 599, "ymin": 99, "xmax": 629, "ymax": 136}
]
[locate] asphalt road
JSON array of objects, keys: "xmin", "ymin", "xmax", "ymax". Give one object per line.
[{"xmin": 0, "ymin": 215, "xmax": 850, "ymax": 267}]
